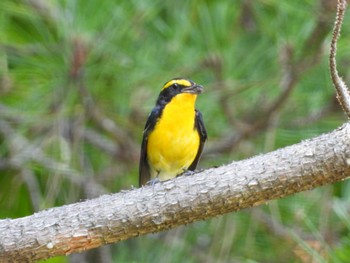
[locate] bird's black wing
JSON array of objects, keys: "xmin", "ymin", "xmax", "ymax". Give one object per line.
[
  {"xmin": 139, "ymin": 107, "xmax": 161, "ymax": 186},
  {"xmin": 188, "ymin": 109, "xmax": 207, "ymax": 171}
]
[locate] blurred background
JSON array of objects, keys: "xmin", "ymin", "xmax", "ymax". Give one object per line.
[{"xmin": 1, "ymin": 0, "xmax": 350, "ymax": 262}]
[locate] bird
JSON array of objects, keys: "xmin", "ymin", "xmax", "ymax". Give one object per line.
[{"xmin": 139, "ymin": 78, "xmax": 207, "ymax": 186}]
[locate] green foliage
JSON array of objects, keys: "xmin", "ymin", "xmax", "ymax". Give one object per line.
[{"xmin": 1, "ymin": 0, "xmax": 349, "ymax": 262}]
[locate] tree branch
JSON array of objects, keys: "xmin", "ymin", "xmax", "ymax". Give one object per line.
[{"xmin": 1, "ymin": 122, "xmax": 350, "ymax": 262}]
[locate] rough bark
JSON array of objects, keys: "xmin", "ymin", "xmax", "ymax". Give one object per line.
[{"xmin": 0, "ymin": 122, "xmax": 350, "ymax": 262}]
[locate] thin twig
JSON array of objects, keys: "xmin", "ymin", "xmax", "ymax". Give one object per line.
[
  {"xmin": 68, "ymin": 38, "xmax": 138, "ymax": 163},
  {"xmin": 251, "ymin": 208, "xmax": 314, "ymax": 241},
  {"xmin": 20, "ymin": 168, "xmax": 42, "ymax": 212},
  {"xmin": 290, "ymin": 97, "xmax": 339, "ymax": 128},
  {"xmin": 329, "ymin": 0, "xmax": 350, "ymax": 118},
  {"xmin": 205, "ymin": 0, "xmax": 341, "ymax": 155},
  {"xmin": 0, "ymin": 119, "xmax": 107, "ymax": 195}
]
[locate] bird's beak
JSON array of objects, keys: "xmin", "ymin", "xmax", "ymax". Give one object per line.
[{"xmin": 182, "ymin": 84, "xmax": 204, "ymax": 94}]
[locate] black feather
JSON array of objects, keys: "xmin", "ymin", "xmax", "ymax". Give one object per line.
[
  {"xmin": 138, "ymin": 106, "xmax": 162, "ymax": 186},
  {"xmin": 188, "ymin": 109, "xmax": 207, "ymax": 171}
]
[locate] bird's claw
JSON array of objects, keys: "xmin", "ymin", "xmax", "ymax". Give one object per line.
[
  {"xmin": 146, "ymin": 178, "xmax": 160, "ymax": 186},
  {"xmin": 180, "ymin": 170, "xmax": 195, "ymax": 177}
]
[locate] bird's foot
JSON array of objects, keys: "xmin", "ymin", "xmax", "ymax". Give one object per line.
[
  {"xmin": 146, "ymin": 178, "xmax": 160, "ymax": 186},
  {"xmin": 180, "ymin": 170, "xmax": 195, "ymax": 177}
]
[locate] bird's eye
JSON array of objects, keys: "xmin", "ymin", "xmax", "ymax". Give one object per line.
[{"xmin": 173, "ymin": 84, "xmax": 180, "ymax": 90}]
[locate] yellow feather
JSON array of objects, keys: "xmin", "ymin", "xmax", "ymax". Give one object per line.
[
  {"xmin": 147, "ymin": 93, "xmax": 200, "ymax": 181},
  {"xmin": 162, "ymin": 79, "xmax": 192, "ymax": 90}
]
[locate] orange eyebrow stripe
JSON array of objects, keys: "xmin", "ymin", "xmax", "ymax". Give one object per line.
[{"xmin": 162, "ymin": 79, "xmax": 192, "ymax": 90}]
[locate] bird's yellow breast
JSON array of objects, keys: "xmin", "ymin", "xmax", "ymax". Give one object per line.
[{"xmin": 147, "ymin": 93, "xmax": 200, "ymax": 180}]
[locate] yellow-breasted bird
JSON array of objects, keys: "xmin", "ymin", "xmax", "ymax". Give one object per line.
[{"xmin": 139, "ymin": 78, "xmax": 207, "ymax": 186}]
